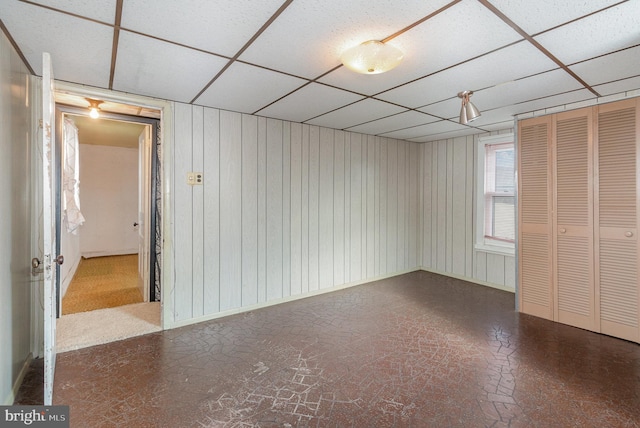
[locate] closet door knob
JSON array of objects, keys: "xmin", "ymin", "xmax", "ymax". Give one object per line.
[
  {"xmin": 559, "ymin": 228, "xmax": 566, "ymax": 234},
  {"xmin": 625, "ymin": 231, "xmax": 633, "ymax": 237}
]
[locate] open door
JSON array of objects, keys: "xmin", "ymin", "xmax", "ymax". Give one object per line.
[
  {"xmin": 42, "ymin": 52, "xmax": 62, "ymax": 405},
  {"xmin": 137, "ymin": 126, "xmax": 152, "ymax": 301}
]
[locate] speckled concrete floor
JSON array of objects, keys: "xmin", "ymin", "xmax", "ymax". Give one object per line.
[{"xmin": 16, "ymin": 271, "xmax": 640, "ymax": 427}]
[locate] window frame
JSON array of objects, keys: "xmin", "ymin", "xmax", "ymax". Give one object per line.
[{"xmin": 475, "ymin": 133, "xmax": 515, "ymax": 256}]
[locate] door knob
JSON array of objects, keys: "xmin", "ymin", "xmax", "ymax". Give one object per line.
[
  {"xmin": 133, "ymin": 222, "xmax": 139, "ymax": 227},
  {"xmin": 54, "ymin": 255, "xmax": 64, "ymax": 265},
  {"xmin": 31, "ymin": 257, "xmax": 43, "ymax": 275},
  {"xmin": 559, "ymin": 228, "xmax": 566, "ymax": 234},
  {"xmin": 625, "ymin": 231, "xmax": 634, "ymax": 238}
]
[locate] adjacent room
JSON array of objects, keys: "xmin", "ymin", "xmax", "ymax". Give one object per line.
[{"xmin": 1, "ymin": 0, "xmax": 639, "ymax": 426}]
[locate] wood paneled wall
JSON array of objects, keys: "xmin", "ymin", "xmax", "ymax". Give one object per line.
[
  {"xmin": 169, "ymin": 103, "xmax": 421, "ymax": 324},
  {"xmin": 420, "ymin": 133, "xmax": 516, "ymax": 290}
]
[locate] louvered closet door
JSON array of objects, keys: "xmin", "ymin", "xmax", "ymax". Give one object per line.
[
  {"xmin": 595, "ymin": 99, "xmax": 640, "ymax": 343},
  {"xmin": 518, "ymin": 116, "xmax": 554, "ymax": 319},
  {"xmin": 554, "ymin": 108, "xmax": 595, "ymax": 330}
]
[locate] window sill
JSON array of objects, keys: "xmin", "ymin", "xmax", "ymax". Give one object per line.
[{"xmin": 474, "ymin": 243, "xmax": 515, "ymax": 257}]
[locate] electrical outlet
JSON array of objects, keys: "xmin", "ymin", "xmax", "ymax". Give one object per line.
[{"xmin": 187, "ymin": 172, "xmax": 203, "ymax": 185}]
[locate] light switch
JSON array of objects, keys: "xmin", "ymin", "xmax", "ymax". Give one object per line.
[{"xmin": 187, "ymin": 172, "xmax": 203, "ymax": 185}]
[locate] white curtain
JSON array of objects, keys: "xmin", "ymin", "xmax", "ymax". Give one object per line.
[{"xmin": 63, "ymin": 117, "xmax": 85, "ymax": 233}]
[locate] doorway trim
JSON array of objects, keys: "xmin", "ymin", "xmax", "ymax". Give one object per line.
[
  {"xmin": 54, "ymin": 105, "xmax": 160, "ymax": 311},
  {"xmin": 49, "ymin": 82, "xmax": 173, "ymax": 330}
]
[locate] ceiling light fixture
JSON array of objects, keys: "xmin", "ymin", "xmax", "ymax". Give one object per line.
[
  {"xmin": 458, "ymin": 90, "xmax": 481, "ymax": 125},
  {"xmin": 86, "ymin": 98, "xmax": 103, "ymax": 119},
  {"xmin": 340, "ymin": 40, "xmax": 404, "ymax": 74}
]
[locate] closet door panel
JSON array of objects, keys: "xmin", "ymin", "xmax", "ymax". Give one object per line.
[
  {"xmin": 596, "ymin": 99, "xmax": 639, "ymax": 342},
  {"xmin": 518, "ymin": 116, "xmax": 553, "ymax": 319},
  {"xmin": 554, "ymin": 109, "xmax": 595, "ymax": 330}
]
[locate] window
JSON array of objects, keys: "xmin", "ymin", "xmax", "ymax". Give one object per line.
[{"xmin": 476, "ymin": 134, "xmax": 515, "ymax": 255}]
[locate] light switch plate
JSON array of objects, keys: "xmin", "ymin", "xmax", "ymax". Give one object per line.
[{"xmin": 187, "ymin": 172, "xmax": 203, "ymax": 185}]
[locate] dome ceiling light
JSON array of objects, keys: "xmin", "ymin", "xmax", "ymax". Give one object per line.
[{"xmin": 340, "ymin": 40, "xmax": 404, "ymax": 75}]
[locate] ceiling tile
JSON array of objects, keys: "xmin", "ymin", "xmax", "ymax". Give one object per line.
[
  {"xmin": 319, "ymin": 0, "xmax": 523, "ymax": 96},
  {"xmin": 488, "ymin": 0, "xmax": 621, "ymax": 35},
  {"xmin": 346, "ymin": 110, "xmax": 438, "ymax": 135},
  {"xmin": 0, "ymin": 1, "xmax": 112, "ymax": 85},
  {"xmin": 26, "ymin": 0, "xmax": 118, "ymax": 23},
  {"xmin": 409, "ymin": 128, "xmax": 481, "ymax": 143},
  {"xmin": 306, "ymin": 99, "xmax": 405, "ymax": 130},
  {"xmin": 377, "ymin": 41, "xmax": 558, "ymax": 108},
  {"xmin": 257, "ymin": 83, "xmax": 363, "ymax": 124},
  {"xmin": 533, "ymin": 1, "xmax": 640, "ymax": 65},
  {"xmin": 195, "ymin": 62, "xmax": 307, "ymax": 114},
  {"xmin": 570, "ymin": 45, "xmax": 640, "ymax": 89},
  {"xmin": 120, "ymin": 0, "xmax": 284, "ymax": 57},
  {"xmin": 594, "ymin": 76, "xmax": 640, "ymax": 97},
  {"xmin": 240, "ymin": 0, "xmax": 452, "ymax": 79},
  {"xmin": 113, "ymin": 31, "xmax": 228, "ymax": 103},
  {"xmin": 380, "ymin": 119, "xmax": 466, "ymax": 140}
]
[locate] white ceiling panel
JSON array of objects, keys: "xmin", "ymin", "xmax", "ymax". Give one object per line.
[
  {"xmin": 113, "ymin": 31, "xmax": 228, "ymax": 103},
  {"xmin": 195, "ymin": 62, "xmax": 307, "ymax": 114},
  {"xmin": 408, "ymin": 127, "xmax": 483, "ymax": 143},
  {"xmin": 239, "ymin": 0, "xmax": 452, "ymax": 80},
  {"xmin": 488, "ymin": 0, "xmax": 621, "ymax": 35},
  {"xmin": 306, "ymin": 98, "xmax": 406, "ymax": 130},
  {"xmin": 257, "ymin": 83, "xmax": 363, "ymax": 124},
  {"xmin": 389, "ymin": 1, "xmax": 522, "ymax": 77},
  {"xmin": 377, "ymin": 41, "xmax": 559, "ymax": 108},
  {"xmin": 534, "ymin": 1, "xmax": 640, "ymax": 65},
  {"xmin": 570, "ymin": 45, "xmax": 640, "ymax": 89},
  {"xmin": 346, "ymin": 110, "xmax": 438, "ymax": 135},
  {"xmin": 27, "ymin": 0, "xmax": 118, "ymax": 23},
  {"xmin": 594, "ymin": 76, "xmax": 640, "ymax": 97},
  {"xmin": 120, "ymin": 0, "xmax": 284, "ymax": 57},
  {"xmin": 380, "ymin": 119, "xmax": 466, "ymax": 140},
  {"xmin": 0, "ymin": 1, "xmax": 113, "ymax": 85}
]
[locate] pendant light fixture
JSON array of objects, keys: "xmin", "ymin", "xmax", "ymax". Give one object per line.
[
  {"xmin": 86, "ymin": 98, "xmax": 103, "ymax": 119},
  {"xmin": 340, "ymin": 40, "xmax": 404, "ymax": 74},
  {"xmin": 458, "ymin": 90, "xmax": 481, "ymax": 124}
]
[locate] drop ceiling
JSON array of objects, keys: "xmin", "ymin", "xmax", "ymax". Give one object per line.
[{"xmin": 1, "ymin": 0, "xmax": 639, "ymax": 142}]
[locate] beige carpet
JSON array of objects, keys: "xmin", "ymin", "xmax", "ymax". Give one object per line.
[
  {"xmin": 62, "ymin": 255, "xmax": 143, "ymax": 315},
  {"xmin": 57, "ymin": 302, "xmax": 161, "ymax": 353}
]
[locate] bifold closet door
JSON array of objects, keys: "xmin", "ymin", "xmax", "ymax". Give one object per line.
[
  {"xmin": 554, "ymin": 108, "xmax": 596, "ymax": 330},
  {"xmin": 518, "ymin": 116, "xmax": 553, "ymax": 319},
  {"xmin": 595, "ymin": 99, "xmax": 640, "ymax": 343}
]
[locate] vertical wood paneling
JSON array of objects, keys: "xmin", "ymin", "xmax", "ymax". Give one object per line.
[
  {"xmin": 334, "ymin": 131, "xmax": 345, "ymax": 285},
  {"xmin": 387, "ymin": 139, "xmax": 398, "ymax": 273},
  {"xmin": 290, "ymin": 123, "xmax": 303, "ymax": 295},
  {"xmin": 301, "ymin": 124, "xmax": 310, "ymax": 293},
  {"xmin": 191, "ymin": 106, "xmax": 204, "ymax": 317},
  {"xmin": 465, "ymin": 136, "xmax": 474, "ymax": 277},
  {"xmin": 219, "ymin": 110, "xmax": 242, "ymax": 311},
  {"xmin": 378, "ymin": 139, "xmax": 387, "ymax": 274},
  {"xmin": 257, "ymin": 117, "xmax": 267, "ymax": 302},
  {"xmin": 266, "ymin": 119, "xmax": 284, "ymax": 300},
  {"xmin": 436, "ymin": 141, "xmax": 447, "ymax": 271},
  {"xmin": 344, "ymin": 132, "xmax": 351, "ymax": 282},
  {"xmin": 409, "ymin": 143, "xmax": 419, "ymax": 268},
  {"xmin": 452, "ymin": 138, "xmax": 467, "ymax": 276},
  {"xmin": 283, "ymin": 122, "xmax": 291, "ymax": 298},
  {"xmin": 367, "ymin": 136, "xmax": 376, "ymax": 277},
  {"xmin": 173, "ymin": 103, "xmax": 193, "ymax": 321},
  {"xmin": 350, "ymin": 133, "xmax": 363, "ymax": 281},
  {"xmin": 397, "ymin": 141, "xmax": 406, "ymax": 271},
  {"xmin": 241, "ymin": 114, "xmax": 258, "ymax": 306},
  {"xmin": 504, "ymin": 256, "xmax": 516, "ymax": 287},
  {"xmin": 486, "ymin": 253, "xmax": 505, "ymax": 285},
  {"xmin": 446, "ymin": 140, "xmax": 454, "ymax": 272},
  {"xmin": 203, "ymin": 108, "xmax": 220, "ymax": 315},
  {"xmin": 308, "ymin": 126, "xmax": 320, "ymax": 290},
  {"xmin": 374, "ymin": 138, "xmax": 382, "ymax": 275},
  {"xmin": 319, "ymin": 127, "xmax": 334, "ymax": 289},
  {"xmin": 361, "ymin": 135, "xmax": 367, "ymax": 277},
  {"xmin": 431, "ymin": 143, "xmax": 438, "ymax": 268},
  {"xmin": 422, "ymin": 144, "xmax": 432, "ymax": 268}
]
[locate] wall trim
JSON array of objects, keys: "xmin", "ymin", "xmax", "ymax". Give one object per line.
[
  {"xmin": 420, "ymin": 267, "xmax": 516, "ymax": 293},
  {"xmin": 4, "ymin": 353, "xmax": 32, "ymax": 405},
  {"xmin": 166, "ymin": 268, "xmax": 421, "ymax": 330}
]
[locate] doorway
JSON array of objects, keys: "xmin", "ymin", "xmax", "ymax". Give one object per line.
[{"xmin": 53, "ymin": 102, "xmax": 162, "ymax": 351}]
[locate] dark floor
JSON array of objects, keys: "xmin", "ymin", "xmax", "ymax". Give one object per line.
[{"xmin": 15, "ymin": 272, "xmax": 640, "ymax": 427}]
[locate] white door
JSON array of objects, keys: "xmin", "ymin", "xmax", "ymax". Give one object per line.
[
  {"xmin": 137, "ymin": 126, "xmax": 152, "ymax": 301},
  {"xmin": 42, "ymin": 52, "xmax": 61, "ymax": 405}
]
